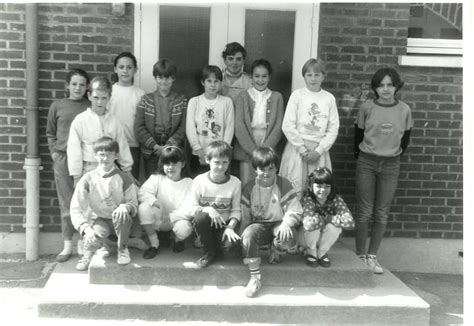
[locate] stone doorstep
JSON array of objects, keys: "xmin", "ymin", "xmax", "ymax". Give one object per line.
[
  {"xmin": 89, "ymin": 241, "xmax": 374, "ymax": 288},
  {"xmin": 39, "ymin": 260, "xmax": 430, "ymax": 325}
]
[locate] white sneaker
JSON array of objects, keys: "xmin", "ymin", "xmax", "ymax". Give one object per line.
[
  {"xmin": 76, "ymin": 250, "xmax": 94, "ymax": 271},
  {"xmin": 245, "ymin": 277, "xmax": 262, "ymax": 298},
  {"xmin": 127, "ymin": 237, "xmax": 147, "ymax": 251},
  {"xmin": 117, "ymin": 247, "xmax": 131, "ymax": 265},
  {"xmin": 77, "ymin": 239, "xmax": 84, "ymax": 256},
  {"xmin": 366, "ymin": 255, "xmax": 384, "ymax": 274}
]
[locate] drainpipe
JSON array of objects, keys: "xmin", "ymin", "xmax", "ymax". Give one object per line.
[{"xmin": 24, "ymin": 3, "xmax": 42, "ymax": 261}]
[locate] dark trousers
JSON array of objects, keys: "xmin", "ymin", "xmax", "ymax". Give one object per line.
[
  {"xmin": 130, "ymin": 146, "xmax": 141, "ymax": 180},
  {"xmin": 193, "ymin": 212, "xmax": 227, "ymax": 257}
]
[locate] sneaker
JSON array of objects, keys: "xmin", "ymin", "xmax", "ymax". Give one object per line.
[
  {"xmin": 96, "ymin": 242, "xmax": 111, "ymax": 258},
  {"xmin": 318, "ymin": 253, "xmax": 330, "ymax": 268},
  {"xmin": 143, "ymin": 246, "xmax": 159, "ymax": 259},
  {"xmin": 366, "ymin": 255, "xmax": 384, "ymax": 274},
  {"xmin": 75, "ymin": 250, "xmax": 94, "ymax": 271},
  {"xmin": 127, "ymin": 237, "xmax": 147, "ymax": 251},
  {"xmin": 117, "ymin": 247, "xmax": 131, "ymax": 265},
  {"xmin": 245, "ymin": 277, "xmax": 262, "ymax": 298},
  {"xmin": 358, "ymin": 254, "xmax": 367, "ymax": 264},
  {"xmin": 77, "ymin": 239, "xmax": 84, "ymax": 256},
  {"xmin": 172, "ymin": 240, "xmax": 185, "ymax": 253},
  {"xmin": 196, "ymin": 253, "xmax": 215, "ymax": 268}
]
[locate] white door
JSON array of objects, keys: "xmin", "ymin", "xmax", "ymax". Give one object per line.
[{"xmin": 134, "ymin": 3, "xmax": 319, "ymax": 101}]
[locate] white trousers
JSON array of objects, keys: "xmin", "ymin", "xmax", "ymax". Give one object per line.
[{"xmin": 296, "ymin": 223, "xmax": 341, "ymax": 258}]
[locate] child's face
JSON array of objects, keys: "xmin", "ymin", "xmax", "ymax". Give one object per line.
[
  {"xmin": 89, "ymin": 89, "xmax": 110, "ymax": 115},
  {"xmin": 163, "ymin": 161, "xmax": 184, "ymax": 182},
  {"xmin": 88, "ymin": 89, "xmax": 110, "ymax": 116},
  {"xmin": 303, "ymin": 67, "xmax": 325, "ymax": 92},
  {"xmin": 67, "ymin": 74, "xmax": 88, "ymax": 100},
  {"xmin": 95, "ymin": 150, "xmax": 118, "ymax": 171},
  {"xmin": 252, "ymin": 66, "xmax": 270, "ymax": 92},
  {"xmin": 202, "ymin": 74, "xmax": 222, "ymax": 98},
  {"xmin": 312, "ymin": 183, "xmax": 331, "ymax": 201},
  {"xmin": 224, "ymin": 52, "xmax": 244, "ymax": 75},
  {"xmin": 206, "ymin": 155, "xmax": 230, "ymax": 177},
  {"xmin": 256, "ymin": 164, "xmax": 277, "ymax": 187},
  {"xmin": 155, "ymin": 75, "xmax": 175, "ymax": 95},
  {"xmin": 375, "ymin": 75, "xmax": 396, "ymax": 103},
  {"xmin": 114, "ymin": 57, "xmax": 137, "ymax": 85}
]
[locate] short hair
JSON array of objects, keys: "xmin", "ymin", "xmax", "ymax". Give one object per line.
[
  {"xmin": 222, "ymin": 42, "xmax": 247, "ymax": 59},
  {"xmin": 302, "ymin": 58, "xmax": 326, "ymax": 76},
  {"xmin": 153, "ymin": 59, "xmax": 177, "ymax": 78},
  {"xmin": 205, "ymin": 140, "xmax": 232, "ymax": 161},
  {"xmin": 304, "ymin": 167, "xmax": 337, "ymax": 200},
  {"xmin": 371, "ymin": 67, "xmax": 404, "ymax": 98},
  {"xmin": 156, "ymin": 146, "xmax": 186, "ymax": 175},
  {"xmin": 251, "ymin": 59, "xmax": 272, "ymax": 76},
  {"xmin": 201, "ymin": 65, "xmax": 223, "ymax": 82},
  {"xmin": 66, "ymin": 68, "xmax": 90, "ymax": 85},
  {"xmin": 114, "ymin": 52, "xmax": 138, "ymax": 68},
  {"xmin": 88, "ymin": 76, "xmax": 112, "ymax": 94},
  {"xmin": 93, "ymin": 136, "xmax": 119, "ymax": 154},
  {"xmin": 251, "ymin": 146, "xmax": 279, "ymax": 170}
]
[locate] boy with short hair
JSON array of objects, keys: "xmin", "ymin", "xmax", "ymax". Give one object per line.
[
  {"xmin": 240, "ymin": 146, "xmax": 303, "ymax": 298},
  {"xmin": 71, "ymin": 137, "xmax": 138, "ymax": 271},
  {"xmin": 181, "ymin": 140, "xmax": 241, "ymax": 268}
]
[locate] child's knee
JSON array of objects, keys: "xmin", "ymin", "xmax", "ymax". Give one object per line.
[
  {"xmin": 173, "ymin": 220, "xmax": 193, "ymax": 241},
  {"xmin": 138, "ymin": 203, "xmax": 161, "ymax": 225}
]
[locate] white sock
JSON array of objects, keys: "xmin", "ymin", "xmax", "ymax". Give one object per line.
[
  {"xmin": 59, "ymin": 240, "xmax": 73, "ymax": 255},
  {"xmin": 148, "ymin": 233, "xmax": 159, "ymax": 248}
]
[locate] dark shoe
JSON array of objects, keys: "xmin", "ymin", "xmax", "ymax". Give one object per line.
[
  {"xmin": 157, "ymin": 231, "xmax": 171, "ymax": 248},
  {"xmin": 143, "ymin": 246, "xmax": 159, "ymax": 259},
  {"xmin": 196, "ymin": 253, "xmax": 215, "ymax": 268},
  {"xmin": 305, "ymin": 254, "xmax": 319, "ymax": 268},
  {"xmin": 56, "ymin": 251, "xmax": 72, "ymax": 263},
  {"xmin": 318, "ymin": 253, "xmax": 331, "ymax": 268},
  {"xmin": 172, "ymin": 240, "xmax": 185, "ymax": 253}
]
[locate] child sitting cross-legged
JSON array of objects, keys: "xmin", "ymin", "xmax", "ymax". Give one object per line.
[
  {"xmin": 70, "ymin": 136, "xmax": 138, "ymax": 271},
  {"xmin": 138, "ymin": 145, "xmax": 193, "ymax": 259},
  {"xmin": 240, "ymin": 146, "xmax": 303, "ymax": 298}
]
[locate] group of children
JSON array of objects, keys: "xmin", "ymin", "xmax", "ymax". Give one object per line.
[{"xmin": 46, "ymin": 41, "xmax": 412, "ymax": 298}]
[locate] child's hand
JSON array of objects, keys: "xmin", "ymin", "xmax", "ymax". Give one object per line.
[
  {"xmin": 152, "ymin": 200, "xmax": 161, "ymax": 209},
  {"xmin": 222, "ymin": 227, "xmax": 241, "ymax": 243},
  {"xmin": 153, "ymin": 144, "xmax": 162, "ymax": 154},
  {"xmin": 304, "ymin": 151, "xmax": 321, "ymax": 163},
  {"xmin": 83, "ymin": 227, "xmax": 101, "ymax": 248},
  {"xmin": 112, "ymin": 204, "xmax": 131, "ymax": 225},
  {"xmin": 203, "ymin": 207, "xmax": 225, "ymax": 228},
  {"xmin": 276, "ymin": 222, "xmax": 293, "ymax": 242},
  {"xmin": 196, "ymin": 149, "xmax": 206, "ymax": 165}
]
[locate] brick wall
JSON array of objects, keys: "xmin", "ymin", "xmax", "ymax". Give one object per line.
[
  {"xmin": 0, "ymin": 3, "xmax": 134, "ymax": 233},
  {"xmin": 319, "ymin": 3, "xmax": 463, "ymax": 239}
]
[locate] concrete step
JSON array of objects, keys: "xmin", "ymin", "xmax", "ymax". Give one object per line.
[
  {"xmin": 89, "ymin": 242, "xmax": 374, "ymax": 288},
  {"xmin": 39, "ymin": 259, "xmax": 430, "ymax": 325}
]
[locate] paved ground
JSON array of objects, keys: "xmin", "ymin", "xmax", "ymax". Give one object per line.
[{"xmin": 0, "ymin": 255, "xmax": 464, "ymax": 325}]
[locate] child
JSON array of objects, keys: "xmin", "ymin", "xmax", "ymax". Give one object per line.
[
  {"xmin": 279, "ymin": 58, "xmax": 340, "ymax": 198},
  {"xmin": 296, "ymin": 168, "xmax": 354, "ymax": 268},
  {"xmin": 135, "ymin": 59, "xmax": 187, "ymax": 178},
  {"xmin": 219, "ymin": 42, "xmax": 252, "ymax": 103},
  {"xmin": 138, "ymin": 146, "xmax": 193, "ymax": 259},
  {"xmin": 46, "ymin": 68, "xmax": 90, "ymax": 262},
  {"xmin": 70, "ymin": 137, "xmax": 138, "ymax": 271},
  {"xmin": 109, "ymin": 52, "xmax": 146, "ymax": 179},
  {"xmin": 234, "ymin": 59, "xmax": 284, "ymax": 185},
  {"xmin": 67, "ymin": 76, "xmax": 133, "ymax": 185},
  {"xmin": 181, "ymin": 140, "xmax": 241, "ymax": 268},
  {"xmin": 186, "ymin": 65, "xmax": 234, "ymax": 176},
  {"xmin": 354, "ymin": 68, "xmax": 412, "ymax": 274},
  {"xmin": 240, "ymin": 146, "xmax": 302, "ymax": 298}
]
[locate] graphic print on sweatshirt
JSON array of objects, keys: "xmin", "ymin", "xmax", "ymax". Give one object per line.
[
  {"xmin": 202, "ymin": 107, "xmax": 222, "ymax": 139},
  {"xmin": 305, "ymin": 103, "xmax": 327, "ymax": 132}
]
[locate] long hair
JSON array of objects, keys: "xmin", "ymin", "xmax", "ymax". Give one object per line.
[{"xmin": 304, "ymin": 167, "xmax": 337, "ymax": 201}]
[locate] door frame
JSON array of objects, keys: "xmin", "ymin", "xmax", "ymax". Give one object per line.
[{"xmin": 134, "ymin": 3, "xmax": 319, "ymax": 93}]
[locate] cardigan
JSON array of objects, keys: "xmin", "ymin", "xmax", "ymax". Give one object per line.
[{"xmin": 233, "ymin": 90, "xmax": 284, "ymax": 161}]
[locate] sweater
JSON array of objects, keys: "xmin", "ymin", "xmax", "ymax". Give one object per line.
[{"xmin": 234, "ymin": 89, "xmax": 284, "ymax": 161}]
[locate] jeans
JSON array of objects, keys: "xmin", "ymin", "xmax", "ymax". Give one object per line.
[
  {"xmin": 241, "ymin": 222, "xmax": 280, "ymax": 258},
  {"xmin": 193, "ymin": 212, "xmax": 232, "ymax": 257},
  {"xmin": 88, "ymin": 217, "xmax": 133, "ymax": 251},
  {"xmin": 355, "ymin": 152, "xmax": 400, "ymax": 256},
  {"xmin": 52, "ymin": 152, "xmax": 75, "ymax": 240}
]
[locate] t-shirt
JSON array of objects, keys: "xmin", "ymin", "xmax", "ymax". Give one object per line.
[{"xmin": 355, "ymin": 99, "xmax": 413, "ymax": 157}]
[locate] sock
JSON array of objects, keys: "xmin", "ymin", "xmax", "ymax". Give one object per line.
[
  {"xmin": 59, "ymin": 240, "xmax": 73, "ymax": 255},
  {"xmin": 249, "ymin": 267, "xmax": 261, "ymax": 280},
  {"xmin": 148, "ymin": 233, "xmax": 159, "ymax": 248}
]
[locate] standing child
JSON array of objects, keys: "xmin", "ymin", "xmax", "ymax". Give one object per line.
[
  {"xmin": 354, "ymin": 68, "xmax": 412, "ymax": 274},
  {"xmin": 186, "ymin": 65, "xmax": 234, "ymax": 176},
  {"xmin": 138, "ymin": 146, "xmax": 193, "ymax": 259},
  {"xmin": 240, "ymin": 147, "xmax": 302, "ymax": 298},
  {"xmin": 135, "ymin": 59, "xmax": 187, "ymax": 178},
  {"xmin": 181, "ymin": 140, "xmax": 241, "ymax": 268},
  {"xmin": 46, "ymin": 68, "xmax": 90, "ymax": 262},
  {"xmin": 297, "ymin": 168, "xmax": 354, "ymax": 268},
  {"xmin": 70, "ymin": 137, "xmax": 138, "ymax": 271},
  {"xmin": 109, "ymin": 52, "xmax": 146, "ymax": 180},
  {"xmin": 219, "ymin": 42, "xmax": 252, "ymax": 103},
  {"xmin": 234, "ymin": 59, "xmax": 284, "ymax": 185},
  {"xmin": 279, "ymin": 58, "xmax": 339, "ymax": 198},
  {"xmin": 67, "ymin": 76, "xmax": 133, "ymax": 184}
]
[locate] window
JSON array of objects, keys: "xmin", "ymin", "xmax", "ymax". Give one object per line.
[{"xmin": 399, "ymin": 3, "xmax": 462, "ymax": 68}]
